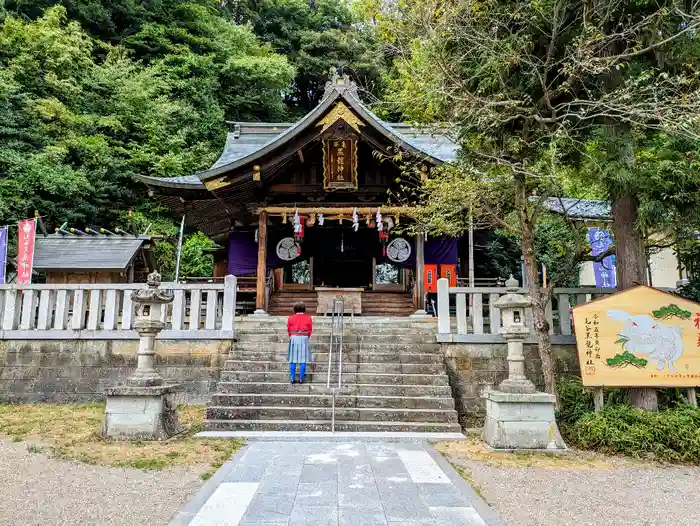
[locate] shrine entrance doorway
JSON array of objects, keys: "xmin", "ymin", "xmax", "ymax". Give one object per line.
[{"xmin": 312, "ymin": 226, "xmax": 372, "ymax": 289}]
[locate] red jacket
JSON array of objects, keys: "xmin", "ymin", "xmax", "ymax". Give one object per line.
[{"xmin": 287, "ymin": 313, "xmax": 313, "ymax": 337}]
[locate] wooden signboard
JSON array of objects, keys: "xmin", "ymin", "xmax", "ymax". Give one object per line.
[
  {"xmin": 572, "ymin": 286, "xmax": 700, "ymax": 387},
  {"xmin": 323, "ymin": 138, "xmax": 358, "ymax": 191}
]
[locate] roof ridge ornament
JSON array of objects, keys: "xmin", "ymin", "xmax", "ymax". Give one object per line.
[{"xmin": 323, "ymin": 67, "xmax": 358, "ymax": 100}]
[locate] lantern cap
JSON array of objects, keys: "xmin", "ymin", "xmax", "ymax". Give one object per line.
[{"xmin": 505, "ymin": 274, "xmax": 519, "ymax": 291}]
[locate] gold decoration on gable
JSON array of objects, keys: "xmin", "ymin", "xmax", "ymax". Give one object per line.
[
  {"xmin": 316, "ymin": 102, "xmax": 364, "ymax": 133},
  {"xmin": 204, "ymin": 177, "xmax": 230, "ymax": 191}
]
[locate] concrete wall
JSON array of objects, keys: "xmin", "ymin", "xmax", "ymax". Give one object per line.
[
  {"xmin": 579, "ymin": 246, "xmax": 680, "ymax": 289},
  {"xmin": 0, "ymin": 339, "xmax": 231, "ymax": 403},
  {"xmin": 443, "ymin": 343, "xmax": 580, "ymax": 422}
]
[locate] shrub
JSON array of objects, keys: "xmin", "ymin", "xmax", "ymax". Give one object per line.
[{"xmin": 567, "ymin": 404, "xmax": 700, "ymax": 463}]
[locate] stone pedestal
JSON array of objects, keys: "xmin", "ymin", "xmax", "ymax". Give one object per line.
[
  {"xmin": 483, "ymin": 391, "xmax": 566, "ymax": 450},
  {"xmin": 102, "ymin": 385, "xmax": 181, "ymax": 440},
  {"xmin": 102, "ymin": 270, "xmax": 181, "ymax": 440}
]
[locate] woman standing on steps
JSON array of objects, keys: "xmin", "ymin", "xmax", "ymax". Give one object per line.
[{"xmin": 287, "ymin": 301, "xmax": 312, "ymax": 384}]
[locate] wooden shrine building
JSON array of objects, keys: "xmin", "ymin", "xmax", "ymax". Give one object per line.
[{"xmin": 138, "ymin": 75, "xmax": 460, "ymax": 316}]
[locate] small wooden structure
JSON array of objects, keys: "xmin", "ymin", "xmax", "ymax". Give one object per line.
[{"xmin": 33, "ymin": 233, "xmax": 155, "ymax": 284}]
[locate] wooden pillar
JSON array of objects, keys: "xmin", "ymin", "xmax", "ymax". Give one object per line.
[
  {"xmin": 414, "ymin": 232, "xmax": 426, "ymax": 314},
  {"xmin": 255, "ymin": 211, "xmax": 268, "ymax": 314}
]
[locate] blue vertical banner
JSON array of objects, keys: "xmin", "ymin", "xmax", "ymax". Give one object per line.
[
  {"xmin": 0, "ymin": 226, "xmax": 7, "ymax": 284},
  {"xmin": 588, "ymin": 227, "xmax": 616, "ymax": 288}
]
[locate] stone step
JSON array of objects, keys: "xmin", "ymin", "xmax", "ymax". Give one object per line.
[
  {"xmin": 219, "ymin": 371, "xmax": 450, "ymax": 386},
  {"xmin": 204, "ymin": 419, "xmax": 462, "ymax": 433},
  {"xmin": 210, "ymin": 393, "xmax": 456, "ymax": 410},
  {"xmin": 227, "ymin": 350, "xmax": 444, "ymax": 364},
  {"xmin": 205, "ymin": 406, "xmax": 459, "ymax": 423},
  {"xmin": 233, "ymin": 342, "xmax": 441, "ymax": 353},
  {"xmin": 237, "ymin": 333, "xmax": 436, "ymax": 343},
  {"xmin": 222, "ymin": 360, "xmax": 446, "ymax": 375},
  {"xmin": 215, "ymin": 382, "xmax": 454, "ymax": 397}
]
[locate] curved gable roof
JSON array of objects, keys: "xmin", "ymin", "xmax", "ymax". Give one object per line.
[{"xmin": 136, "ymin": 77, "xmax": 460, "ymax": 190}]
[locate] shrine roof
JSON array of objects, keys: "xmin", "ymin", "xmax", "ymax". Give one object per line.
[
  {"xmin": 135, "ymin": 76, "xmax": 460, "ymax": 191},
  {"xmin": 33, "ymin": 235, "xmax": 151, "ymax": 272},
  {"xmin": 541, "ymin": 197, "xmax": 611, "ymax": 220}
]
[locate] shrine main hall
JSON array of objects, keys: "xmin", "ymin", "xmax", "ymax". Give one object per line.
[{"xmin": 138, "ymin": 76, "xmax": 460, "ymax": 316}]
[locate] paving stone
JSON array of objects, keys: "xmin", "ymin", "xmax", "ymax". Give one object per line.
[
  {"xmin": 429, "ymin": 506, "xmax": 487, "ymax": 526},
  {"xmin": 242, "ymin": 492, "xmax": 296, "ymax": 523},
  {"xmin": 378, "ymin": 480, "xmax": 432, "ymax": 522},
  {"xmin": 224, "ymin": 463, "xmax": 269, "ymax": 483},
  {"xmin": 417, "ymin": 483, "xmax": 469, "ymax": 507},
  {"xmin": 295, "ymin": 482, "xmax": 338, "ymax": 507},
  {"xmin": 289, "ymin": 505, "xmax": 338, "ymax": 526},
  {"xmin": 338, "ymin": 506, "xmax": 388, "ymax": 526},
  {"xmin": 300, "ymin": 462, "xmax": 338, "ymax": 483}
]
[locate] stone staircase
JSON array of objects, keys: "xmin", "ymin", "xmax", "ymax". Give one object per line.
[{"xmin": 204, "ymin": 317, "xmax": 461, "ymax": 433}]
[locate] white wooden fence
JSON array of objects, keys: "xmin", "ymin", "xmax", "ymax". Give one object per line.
[
  {"xmin": 0, "ymin": 275, "xmax": 237, "ymax": 340},
  {"xmin": 436, "ymin": 278, "xmax": 617, "ymax": 344}
]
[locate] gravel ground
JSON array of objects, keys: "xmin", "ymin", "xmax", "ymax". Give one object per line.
[
  {"xmin": 464, "ymin": 459, "xmax": 700, "ymax": 526},
  {"xmin": 0, "ymin": 438, "xmax": 203, "ymax": 526}
]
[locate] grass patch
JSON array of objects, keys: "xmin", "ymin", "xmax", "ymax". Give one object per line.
[
  {"xmin": 435, "ymin": 437, "xmax": 635, "ymax": 469},
  {"xmin": 449, "ymin": 461, "xmax": 487, "ymax": 501},
  {"xmin": 0, "ymin": 403, "xmax": 243, "ymax": 472}
]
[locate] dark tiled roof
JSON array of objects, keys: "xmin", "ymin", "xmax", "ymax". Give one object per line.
[
  {"xmin": 541, "ymin": 197, "xmax": 611, "ymax": 219},
  {"xmin": 33, "ymin": 235, "xmax": 150, "ymax": 271},
  {"xmin": 136, "ymin": 79, "xmax": 460, "ymax": 191}
]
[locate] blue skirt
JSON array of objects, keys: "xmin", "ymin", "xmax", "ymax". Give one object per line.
[{"xmin": 288, "ymin": 335, "xmax": 311, "ymax": 364}]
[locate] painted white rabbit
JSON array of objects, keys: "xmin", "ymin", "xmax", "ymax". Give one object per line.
[{"xmin": 606, "ymin": 310, "xmax": 684, "ymax": 371}]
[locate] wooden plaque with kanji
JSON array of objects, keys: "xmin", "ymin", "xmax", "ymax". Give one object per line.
[{"xmin": 323, "ymin": 138, "xmax": 358, "ymax": 191}]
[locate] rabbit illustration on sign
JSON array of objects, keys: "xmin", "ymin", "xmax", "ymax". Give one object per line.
[{"xmin": 606, "ymin": 310, "xmax": 684, "ymax": 371}]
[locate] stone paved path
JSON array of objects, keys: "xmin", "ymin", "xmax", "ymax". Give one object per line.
[{"xmin": 171, "ymin": 441, "xmax": 502, "ymax": 526}]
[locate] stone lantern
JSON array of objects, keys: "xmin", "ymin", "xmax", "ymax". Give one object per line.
[
  {"xmin": 493, "ymin": 275, "xmax": 536, "ymax": 394},
  {"xmin": 102, "ymin": 271, "xmax": 181, "ymax": 440},
  {"xmin": 483, "ymin": 275, "xmax": 566, "ymax": 450}
]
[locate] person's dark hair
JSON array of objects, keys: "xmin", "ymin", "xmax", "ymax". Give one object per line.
[{"xmin": 293, "ymin": 301, "xmax": 306, "ymax": 314}]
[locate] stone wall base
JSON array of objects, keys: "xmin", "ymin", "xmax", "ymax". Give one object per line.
[{"xmin": 483, "ymin": 390, "xmax": 566, "ymax": 450}]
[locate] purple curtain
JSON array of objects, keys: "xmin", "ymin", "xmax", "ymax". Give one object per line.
[
  {"xmin": 227, "ymin": 231, "xmax": 292, "ymax": 276},
  {"xmin": 425, "ymin": 238, "xmax": 458, "ymax": 265}
]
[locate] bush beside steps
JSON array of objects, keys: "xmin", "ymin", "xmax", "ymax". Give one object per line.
[{"xmin": 556, "ymin": 377, "xmax": 700, "ymax": 464}]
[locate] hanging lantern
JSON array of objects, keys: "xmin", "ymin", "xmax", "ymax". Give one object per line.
[
  {"xmin": 352, "ymin": 208, "xmax": 359, "ymax": 232},
  {"xmin": 365, "ymin": 214, "xmax": 371, "ymax": 225},
  {"xmin": 282, "ymin": 213, "xmax": 287, "ymax": 224}
]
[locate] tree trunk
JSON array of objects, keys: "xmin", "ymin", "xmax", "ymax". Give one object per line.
[
  {"xmin": 515, "ymin": 175, "xmax": 559, "ymax": 408},
  {"xmin": 611, "ymin": 194, "xmax": 659, "ymax": 411}
]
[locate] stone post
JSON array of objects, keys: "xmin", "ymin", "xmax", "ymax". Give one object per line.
[
  {"xmin": 483, "ymin": 275, "xmax": 566, "ymax": 450},
  {"xmin": 102, "ymin": 271, "xmax": 182, "ymax": 440}
]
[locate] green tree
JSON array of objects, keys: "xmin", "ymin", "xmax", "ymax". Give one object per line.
[
  {"xmin": 0, "ymin": 6, "xmax": 293, "ymax": 272},
  {"xmin": 226, "ymin": 0, "xmax": 386, "ymax": 113},
  {"xmin": 373, "ymin": 0, "xmax": 700, "ymax": 407}
]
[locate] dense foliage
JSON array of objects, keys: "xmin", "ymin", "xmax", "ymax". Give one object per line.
[
  {"xmin": 556, "ymin": 378, "xmax": 700, "ymax": 463},
  {"xmin": 0, "ymin": 1, "xmax": 382, "ymax": 278}
]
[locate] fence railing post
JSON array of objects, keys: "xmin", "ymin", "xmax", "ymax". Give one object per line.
[
  {"xmin": 456, "ymin": 292, "xmax": 467, "ymax": 334},
  {"xmin": 437, "ymin": 278, "xmax": 450, "ymax": 334},
  {"xmin": 222, "ymin": 275, "xmax": 236, "ymax": 332}
]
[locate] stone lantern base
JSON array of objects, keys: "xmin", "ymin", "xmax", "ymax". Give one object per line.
[
  {"xmin": 483, "ymin": 390, "xmax": 566, "ymax": 450},
  {"xmin": 102, "ymin": 384, "xmax": 182, "ymax": 440}
]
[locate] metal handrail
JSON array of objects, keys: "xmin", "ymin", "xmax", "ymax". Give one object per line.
[{"xmin": 325, "ymin": 298, "xmax": 344, "ymax": 432}]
